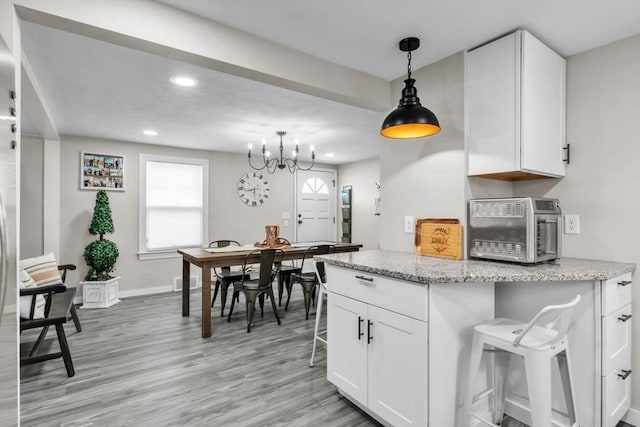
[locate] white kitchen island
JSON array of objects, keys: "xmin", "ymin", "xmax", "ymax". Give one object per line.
[{"xmin": 315, "ymin": 250, "xmax": 636, "ymax": 427}]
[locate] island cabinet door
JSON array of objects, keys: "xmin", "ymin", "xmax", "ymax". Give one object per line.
[
  {"xmin": 327, "ymin": 293, "xmax": 368, "ymax": 406},
  {"xmin": 367, "ymin": 305, "xmax": 427, "ymax": 427}
]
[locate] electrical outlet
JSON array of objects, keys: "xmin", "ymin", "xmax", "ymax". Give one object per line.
[
  {"xmin": 564, "ymin": 214, "xmax": 580, "ymax": 235},
  {"xmin": 404, "ymin": 216, "xmax": 414, "ymax": 233}
]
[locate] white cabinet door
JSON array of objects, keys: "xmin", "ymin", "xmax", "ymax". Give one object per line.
[
  {"xmin": 467, "ymin": 30, "xmax": 566, "ymax": 179},
  {"xmin": 327, "ymin": 293, "xmax": 368, "ymax": 406},
  {"xmin": 520, "ymin": 30, "xmax": 566, "ymax": 177},
  {"xmin": 602, "ymin": 304, "xmax": 632, "ymax": 376},
  {"xmin": 603, "ymin": 367, "xmax": 632, "ymax": 427},
  {"xmin": 467, "ymin": 31, "xmax": 520, "ymax": 176},
  {"xmin": 367, "ymin": 305, "xmax": 427, "ymax": 427},
  {"xmin": 601, "ymin": 274, "xmax": 632, "ymax": 426}
]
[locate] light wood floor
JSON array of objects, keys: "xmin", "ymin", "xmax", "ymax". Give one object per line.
[
  {"xmin": 20, "ymin": 290, "xmax": 635, "ymax": 427},
  {"xmin": 0, "ymin": 314, "xmax": 18, "ymax": 426},
  {"xmin": 20, "ymin": 288, "xmax": 380, "ymax": 427}
]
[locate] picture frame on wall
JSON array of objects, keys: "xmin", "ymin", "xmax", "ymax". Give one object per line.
[{"xmin": 80, "ymin": 152, "xmax": 125, "ymax": 191}]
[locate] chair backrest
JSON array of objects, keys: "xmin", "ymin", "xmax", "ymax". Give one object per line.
[
  {"xmin": 313, "ymin": 245, "xmax": 335, "ymax": 283},
  {"xmin": 513, "ymin": 294, "xmax": 581, "ymax": 348},
  {"xmin": 242, "ymin": 249, "xmax": 284, "ymax": 289},
  {"xmin": 209, "ymin": 240, "xmax": 241, "ymax": 248},
  {"xmin": 209, "ymin": 240, "xmax": 242, "ymax": 275}
]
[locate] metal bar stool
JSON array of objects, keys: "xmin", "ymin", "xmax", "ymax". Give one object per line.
[{"xmin": 462, "ymin": 295, "xmax": 581, "ymax": 427}]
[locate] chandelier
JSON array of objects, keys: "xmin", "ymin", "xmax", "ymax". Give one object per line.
[{"xmin": 247, "ymin": 131, "xmax": 315, "ymax": 174}]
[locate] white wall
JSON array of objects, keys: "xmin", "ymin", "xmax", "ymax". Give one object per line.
[
  {"xmin": 19, "ymin": 135, "xmax": 43, "ymax": 258},
  {"xmin": 59, "ymin": 135, "xmax": 334, "ymax": 295},
  {"xmin": 379, "ymin": 52, "xmax": 467, "ymax": 252},
  {"xmin": 514, "ymin": 32, "xmax": 640, "ymax": 413},
  {"xmin": 337, "ymin": 157, "xmax": 380, "ymax": 250}
]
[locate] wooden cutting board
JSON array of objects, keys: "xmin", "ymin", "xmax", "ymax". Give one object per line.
[{"xmin": 414, "ymin": 218, "xmax": 463, "ymax": 260}]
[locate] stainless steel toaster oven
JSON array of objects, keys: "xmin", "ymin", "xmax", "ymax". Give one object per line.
[{"xmin": 468, "ymin": 197, "xmax": 561, "ymax": 263}]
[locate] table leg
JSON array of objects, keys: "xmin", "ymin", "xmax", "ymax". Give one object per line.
[
  {"xmin": 182, "ymin": 260, "xmax": 190, "ymax": 317},
  {"xmin": 202, "ymin": 265, "xmax": 212, "ymax": 338}
]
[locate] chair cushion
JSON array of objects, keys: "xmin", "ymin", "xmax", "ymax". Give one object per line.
[
  {"xmin": 19, "ymin": 270, "xmax": 45, "ymax": 319},
  {"xmin": 20, "ymin": 253, "xmax": 63, "ymax": 287}
]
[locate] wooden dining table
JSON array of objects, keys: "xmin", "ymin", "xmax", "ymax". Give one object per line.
[{"xmin": 178, "ymin": 242, "xmax": 362, "ymax": 338}]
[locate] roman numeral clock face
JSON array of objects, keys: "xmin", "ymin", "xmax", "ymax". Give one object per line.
[{"xmin": 237, "ymin": 172, "xmax": 270, "ymax": 207}]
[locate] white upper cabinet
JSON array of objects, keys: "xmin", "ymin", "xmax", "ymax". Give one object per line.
[{"xmin": 467, "ymin": 30, "xmax": 567, "ymax": 180}]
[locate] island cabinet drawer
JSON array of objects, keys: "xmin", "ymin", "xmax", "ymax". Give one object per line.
[
  {"xmin": 602, "ymin": 273, "xmax": 632, "ymax": 316},
  {"xmin": 602, "ymin": 304, "xmax": 632, "ymax": 376},
  {"xmin": 602, "ymin": 365, "xmax": 632, "ymax": 427},
  {"xmin": 326, "ymin": 266, "xmax": 428, "ymax": 321}
]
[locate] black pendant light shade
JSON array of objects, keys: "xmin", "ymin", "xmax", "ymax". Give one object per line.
[{"xmin": 381, "ymin": 37, "xmax": 440, "ymax": 139}]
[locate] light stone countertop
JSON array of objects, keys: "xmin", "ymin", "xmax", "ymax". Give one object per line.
[{"xmin": 315, "ymin": 250, "xmax": 636, "ymax": 285}]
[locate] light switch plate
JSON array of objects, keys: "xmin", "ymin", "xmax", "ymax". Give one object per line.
[
  {"xmin": 564, "ymin": 214, "xmax": 580, "ymax": 234},
  {"xmin": 404, "ymin": 216, "xmax": 414, "ymax": 233}
]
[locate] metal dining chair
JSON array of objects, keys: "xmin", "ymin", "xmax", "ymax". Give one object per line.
[
  {"xmin": 209, "ymin": 240, "xmax": 249, "ymax": 316},
  {"xmin": 288, "ymin": 245, "xmax": 333, "ymax": 320},
  {"xmin": 227, "ymin": 248, "xmax": 284, "ymax": 333}
]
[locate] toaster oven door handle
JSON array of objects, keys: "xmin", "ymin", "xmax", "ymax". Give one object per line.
[
  {"xmin": 536, "ymin": 217, "xmax": 559, "ymax": 256},
  {"xmin": 537, "ymin": 218, "xmax": 558, "ymax": 224}
]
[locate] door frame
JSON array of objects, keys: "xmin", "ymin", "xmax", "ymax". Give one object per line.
[{"xmin": 293, "ymin": 167, "xmax": 338, "ymax": 242}]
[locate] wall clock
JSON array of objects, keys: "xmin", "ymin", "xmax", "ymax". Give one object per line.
[{"xmin": 237, "ymin": 172, "xmax": 270, "ymax": 207}]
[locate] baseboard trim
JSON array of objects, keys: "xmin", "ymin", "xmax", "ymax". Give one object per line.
[
  {"xmin": 73, "ymin": 285, "xmax": 174, "ymax": 305},
  {"xmin": 117, "ymin": 286, "xmax": 174, "ymax": 298},
  {"xmin": 504, "ymin": 397, "xmax": 566, "ymax": 427},
  {"xmin": 623, "ymin": 407, "xmax": 640, "ymax": 426},
  {"xmin": 506, "ymin": 398, "xmax": 640, "ymax": 427}
]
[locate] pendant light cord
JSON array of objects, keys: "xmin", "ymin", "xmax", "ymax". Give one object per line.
[{"xmin": 406, "ymin": 50, "xmax": 412, "ymax": 80}]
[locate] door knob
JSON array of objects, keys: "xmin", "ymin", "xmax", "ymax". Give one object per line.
[{"xmin": 298, "ymin": 220, "xmax": 303, "ymax": 224}]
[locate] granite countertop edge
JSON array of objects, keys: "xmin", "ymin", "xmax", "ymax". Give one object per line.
[{"xmin": 315, "ymin": 250, "xmax": 636, "ymax": 285}]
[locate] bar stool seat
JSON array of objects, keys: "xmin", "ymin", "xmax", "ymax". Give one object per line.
[{"xmin": 462, "ymin": 295, "xmax": 582, "ymax": 427}]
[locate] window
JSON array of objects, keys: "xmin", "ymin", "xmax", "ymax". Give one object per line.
[
  {"xmin": 302, "ymin": 177, "xmax": 329, "ymax": 194},
  {"xmin": 138, "ymin": 154, "xmax": 209, "ymax": 259}
]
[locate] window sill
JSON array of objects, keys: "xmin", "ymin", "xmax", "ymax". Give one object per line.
[{"xmin": 137, "ymin": 250, "xmax": 181, "ymax": 261}]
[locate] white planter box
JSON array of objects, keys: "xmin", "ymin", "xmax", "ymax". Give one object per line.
[{"xmin": 80, "ymin": 276, "xmax": 121, "ymax": 309}]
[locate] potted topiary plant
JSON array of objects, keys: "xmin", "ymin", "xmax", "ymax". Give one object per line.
[{"xmin": 80, "ymin": 190, "xmax": 121, "ymax": 308}]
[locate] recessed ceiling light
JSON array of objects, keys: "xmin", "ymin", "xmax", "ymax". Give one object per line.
[
  {"xmin": 326, "ymin": 153, "xmax": 335, "ymax": 158},
  {"xmin": 143, "ymin": 129, "xmax": 158, "ymax": 136},
  {"xmin": 170, "ymin": 76, "xmax": 197, "ymax": 87}
]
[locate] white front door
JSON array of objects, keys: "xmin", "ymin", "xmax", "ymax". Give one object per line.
[{"xmin": 295, "ymin": 169, "xmax": 337, "ymax": 242}]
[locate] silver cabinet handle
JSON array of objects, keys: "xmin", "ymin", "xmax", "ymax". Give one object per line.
[
  {"xmin": 617, "ymin": 280, "xmax": 631, "ymax": 286},
  {"xmin": 617, "ymin": 314, "xmax": 632, "ymax": 322},
  {"xmin": 355, "ymin": 275, "xmax": 373, "ymax": 282},
  {"xmin": 0, "ymin": 194, "xmax": 8, "ymax": 322},
  {"xmin": 618, "ymin": 369, "xmax": 632, "ymax": 380}
]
